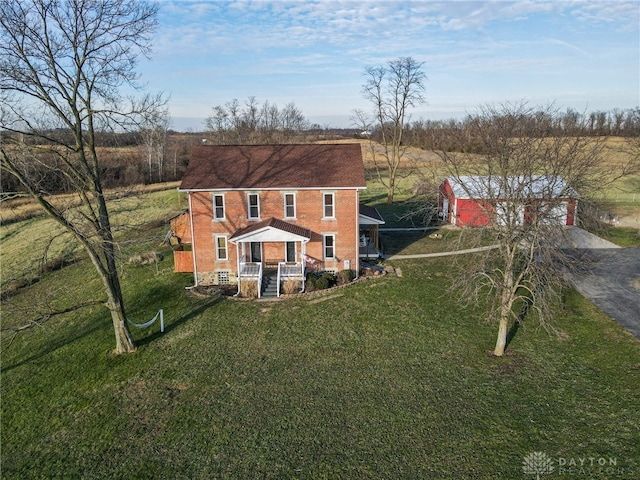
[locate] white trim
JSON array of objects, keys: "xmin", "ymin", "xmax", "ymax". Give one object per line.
[
  {"xmin": 249, "ymin": 242, "xmax": 262, "ymax": 263},
  {"xmin": 323, "ymin": 192, "xmax": 335, "ymax": 219},
  {"xmin": 323, "ymin": 233, "xmax": 336, "ymax": 260},
  {"xmin": 215, "ymin": 235, "xmax": 228, "ymax": 261},
  {"xmin": 359, "ymin": 213, "xmax": 385, "ymax": 225},
  {"xmin": 283, "ymin": 192, "xmax": 296, "ymax": 219},
  {"xmin": 213, "ymin": 193, "xmax": 225, "ymax": 220},
  {"xmin": 285, "ymin": 241, "xmax": 297, "ymax": 263},
  {"xmin": 188, "ymin": 193, "xmax": 199, "ymax": 286},
  {"xmin": 247, "ymin": 192, "xmax": 260, "ymax": 220},
  {"xmin": 229, "ymin": 225, "xmax": 311, "ymax": 244},
  {"xmin": 355, "ymin": 191, "xmax": 360, "ymax": 277}
]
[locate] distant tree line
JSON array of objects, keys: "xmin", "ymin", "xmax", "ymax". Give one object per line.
[
  {"xmin": 3, "ymin": 104, "xmax": 637, "ymax": 197},
  {"xmin": 399, "ymin": 107, "xmax": 640, "ymax": 152},
  {"xmin": 0, "ymin": 129, "xmax": 199, "ymax": 195}
]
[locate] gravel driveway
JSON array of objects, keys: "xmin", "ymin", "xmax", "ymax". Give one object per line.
[{"xmin": 566, "ymin": 237, "xmax": 640, "ymax": 340}]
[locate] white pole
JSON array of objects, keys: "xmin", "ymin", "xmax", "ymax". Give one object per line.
[{"xmin": 160, "ymin": 309, "xmax": 164, "ymax": 333}]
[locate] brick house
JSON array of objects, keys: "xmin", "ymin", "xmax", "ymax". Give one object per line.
[
  {"xmin": 438, "ymin": 175, "xmax": 578, "ymax": 227},
  {"xmin": 171, "ymin": 144, "xmax": 383, "ymax": 297}
]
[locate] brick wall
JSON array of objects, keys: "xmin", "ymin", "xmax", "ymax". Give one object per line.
[{"xmin": 187, "ymin": 189, "xmax": 360, "ymax": 284}]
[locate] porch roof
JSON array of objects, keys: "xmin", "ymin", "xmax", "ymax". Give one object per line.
[
  {"xmin": 229, "ymin": 217, "xmax": 312, "ymax": 243},
  {"xmin": 359, "ymin": 203, "xmax": 385, "ymax": 225}
]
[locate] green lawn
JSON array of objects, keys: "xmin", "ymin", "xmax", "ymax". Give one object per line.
[
  {"xmin": 2, "ymin": 250, "xmax": 639, "ymax": 478},
  {"xmin": 2, "ymin": 184, "xmax": 639, "ymax": 479}
]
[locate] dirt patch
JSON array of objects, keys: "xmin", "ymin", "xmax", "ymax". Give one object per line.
[{"xmin": 308, "ymin": 293, "xmax": 344, "ymax": 304}]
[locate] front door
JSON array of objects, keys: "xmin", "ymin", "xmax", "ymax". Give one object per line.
[
  {"xmin": 250, "ymin": 242, "xmax": 262, "ymax": 263},
  {"xmin": 286, "ymin": 241, "xmax": 296, "ymax": 263}
]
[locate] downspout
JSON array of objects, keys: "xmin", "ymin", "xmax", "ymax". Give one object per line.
[
  {"xmin": 300, "ymin": 239, "xmax": 309, "ymax": 293},
  {"xmin": 187, "ymin": 192, "xmax": 199, "ymax": 287},
  {"xmin": 355, "ymin": 189, "xmax": 360, "ymax": 279},
  {"xmin": 233, "ymin": 242, "xmax": 241, "ymax": 296}
]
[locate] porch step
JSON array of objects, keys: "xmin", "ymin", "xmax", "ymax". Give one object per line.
[{"xmin": 261, "ymin": 275, "xmax": 279, "ymax": 298}]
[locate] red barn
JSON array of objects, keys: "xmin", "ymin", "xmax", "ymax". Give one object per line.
[{"xmin": 438, "ymin": 176, "xmax": 577, "ymax": 227}]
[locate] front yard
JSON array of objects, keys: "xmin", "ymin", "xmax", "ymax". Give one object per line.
[
  {"xmin": 2, "ymin": 249, "xmax": 639, "ymax": 478},
  {"xmin": 1, "ymin": 187, "xmax": 639, "ymax": 478}
]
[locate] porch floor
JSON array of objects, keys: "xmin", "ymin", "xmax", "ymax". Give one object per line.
[{"xmin": 360, "ymin": 243, "xmax": 382, "ymax": 259}]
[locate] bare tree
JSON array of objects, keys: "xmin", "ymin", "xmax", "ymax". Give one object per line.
[
  {"xmin": 361, "ymin": 56, "xmax": 426, "ymax": 204},
  {"xmin": 436, "ymin": 103, "xmax": 639, "ymax": 356},
  {"xmin": 0, "ymin": 0, "xmax": 165, "ymax": 354},
  {"xmin": 140, "ymin": 108, "xmax": 171, "ymax": 183},
  {"xmin": 205, "ymin": 97, "xmax": 309, "ymax": 145}
]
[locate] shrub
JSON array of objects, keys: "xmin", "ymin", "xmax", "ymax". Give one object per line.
[
  {"xmin": 337, "ymin": 269, "xmax": 355, "ymax": 286},
  {"xmin": 306, "ymin": 271, "xmax": 337, "ymax": 291},
  {"xmin": 127, "ymin": 251, "xmax": 164, "ymax": 265},
  {"xmin": 282, "ymin": 280, "xmax": 302, "ymax": 294},
  {"xmin": 240, "ymin": 280, "xmax": 258, "ymax": 298}
]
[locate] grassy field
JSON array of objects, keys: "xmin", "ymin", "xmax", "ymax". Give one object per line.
[{"xmin": 1, "ymin": 186, "xmax": 639, "ymax": 478}]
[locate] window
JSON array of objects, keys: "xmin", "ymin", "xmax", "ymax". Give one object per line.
[
  {"xmin": 284, "ymin": 193, "xmax": 296, "ymax": 218},
  {"xmin": 217, "ymin": 271, "xmax": 230, "ymax": 285},
  {"xmin": 215, "ymin": 235, "xmax": 228, "ymax": 260},
  {"xmin": 248, "ymin": 193, "xmax": 260, "ymax": 219},
  {"xmin": 323, "ymin": 192, "xmax": 335, "ymax": 218},
  {"xmin": 213, "ymin": 194, "xmax": 225, "ymax": 220},
  {"xmin": 323, "ymin": 234, "xmax": 335, "ymax": 259}
]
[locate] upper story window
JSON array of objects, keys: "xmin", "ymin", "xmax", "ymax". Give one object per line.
[
  {"xmin": 323, "ymin": 192, "xmax": 335, "ymax": 218},
  {"xmin": 213, "ymin": 194, "xmax": 225, "ymax": 220},
  {"xmin": 248, "ymin": 193, "xmax": 260, "ymax": 220},
  {"xmin": 284, "ymin": 193, "xmax": 296, "ymax": 219}
]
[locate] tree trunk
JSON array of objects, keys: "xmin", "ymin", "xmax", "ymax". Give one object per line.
[
  {"xmin": 109, "ymin": 299, "xmax": 136, "ymax": 354},
  {"xmin": 95, "ymin": 187, "xmax": 136, "ymax": 354},
  {"xmin": 494, "ymin": 314, "xmax": 508, "ymax": 356},
  {"xmin": 495, "ymin": 266, "xmax": 514, "ymax": 356},
  {"xmin": 387, "ymin": 174, "xmax": 395, "ymax": 204}
]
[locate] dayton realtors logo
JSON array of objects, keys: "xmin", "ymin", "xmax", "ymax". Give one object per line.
[
  {"xmin": 522, "ymin": 451, "xmax": 555, "ymax": 479},
  {"xmin": 522, "ymin": 452, "xmax": 635, "ymax": 477}
]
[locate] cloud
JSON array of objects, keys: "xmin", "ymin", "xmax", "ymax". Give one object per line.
[{"xmin": 546, "ymin": 38, "xmax": 592, "ymax": 58}]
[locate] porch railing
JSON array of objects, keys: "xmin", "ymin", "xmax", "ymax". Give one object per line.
[
  {"xmin": 277, "ymin": 261, "xmax": 305, "ymax": 297},
  {"xmin": 238, "ymin": 255, "xmax": 263, "ymax": 298}
]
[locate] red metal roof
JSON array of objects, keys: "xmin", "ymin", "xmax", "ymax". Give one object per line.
[{"xmin": 179, "ymin": 144, "xmax": 366, "ymax": 191}]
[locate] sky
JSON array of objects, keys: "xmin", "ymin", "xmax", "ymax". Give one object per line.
[{"xmin": 139, "ymin": 0, "xmax": 640, "ymax": 131}]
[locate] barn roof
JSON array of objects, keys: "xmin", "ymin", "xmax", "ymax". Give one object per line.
[
  {"xmin": 179, "ymin": 144, "xmax": 366, "ymax": 191},
  {"xmin": 446, "ymin": 176, "xmax": 577, "ymax": 200}
]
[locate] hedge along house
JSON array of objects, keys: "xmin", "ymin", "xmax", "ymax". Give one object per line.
[
  {"xmin": 438, "ymin": 175, "xmax": 578, "ymax": 227},
  {"xmin": 171, "ymin": 143, "xmax": 383, "ymax": 297}
]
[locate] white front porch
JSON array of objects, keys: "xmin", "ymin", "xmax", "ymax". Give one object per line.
[{"xmin": 230, "ymin": 218, "xmax": 311, "ymax": 298}]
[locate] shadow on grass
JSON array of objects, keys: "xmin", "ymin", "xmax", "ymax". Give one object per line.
[
  {"xmin": 379, "ymin": 230, "xmax": 432, "ymax": 256},
  {"xmin": 505, "ymin": 297, "xmax": 534, "ymax": 351},
  {"xmin": 2, "ymin": 321, "xmax": 104, "ymax": 373},
  {"xmin": 3, "ymin": 295, "xmax": 223, "ymax": 371},
  {"xmin": 506, "ymin": 320, "xmax": 520, "ymax": 349},
  {"xmin": 135, "ymin": 296, "xmax": 224, "ymax": 348}
]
